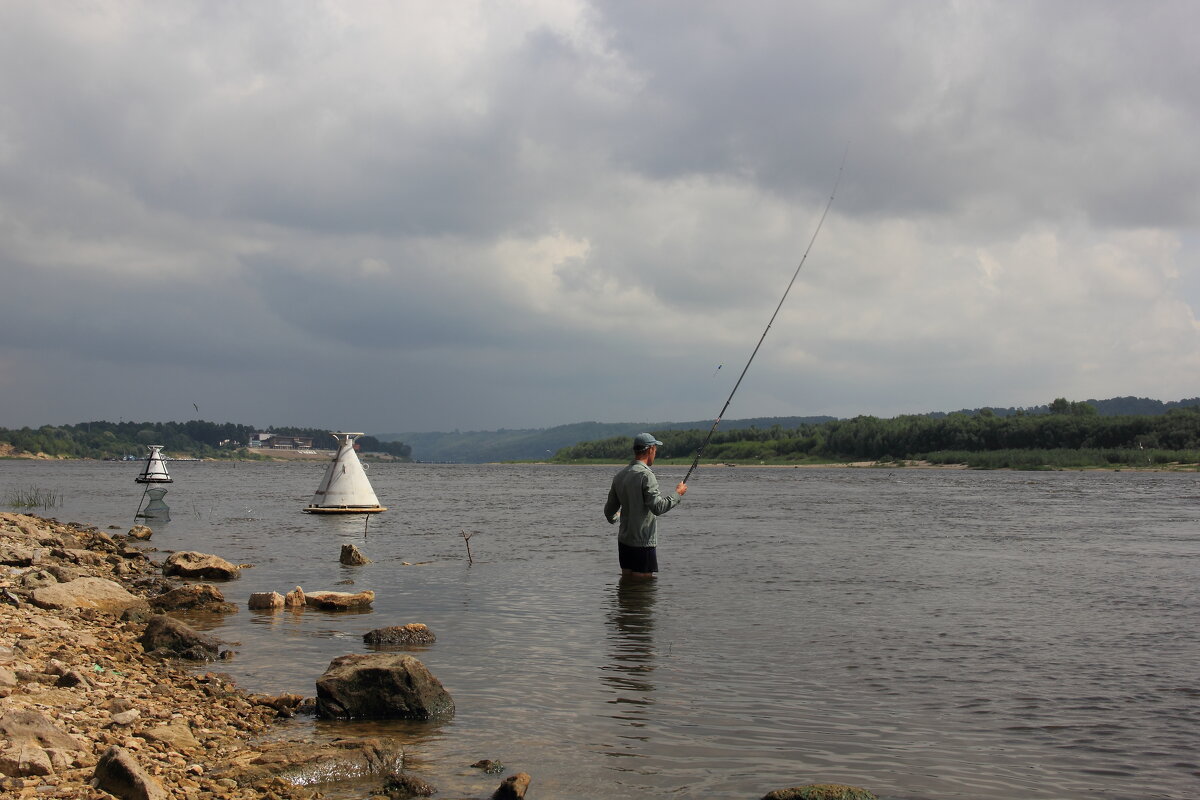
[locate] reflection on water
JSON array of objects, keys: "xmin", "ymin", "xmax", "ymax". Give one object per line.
[
  {"xmin": 603, "ymin": 577, "xmax": 659, "ymax": 724},
  {"xmin": 2, "ymin": 460, "xmax": 1198, "ymax": 800}
]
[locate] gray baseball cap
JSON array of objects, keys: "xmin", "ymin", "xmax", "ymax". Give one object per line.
[{"xmin": 633, "ymin": 432, "xmax": 663, "ymax": 448}]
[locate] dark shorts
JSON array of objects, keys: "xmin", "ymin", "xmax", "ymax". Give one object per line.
[{"xmin": 618, "ymin": 542, "xmax": 658, "ymax": 573}]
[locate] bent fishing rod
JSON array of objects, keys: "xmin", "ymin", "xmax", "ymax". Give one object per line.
[{"xmin": 682, "ymin": 152, "xmax": 846, "ymax": 485}]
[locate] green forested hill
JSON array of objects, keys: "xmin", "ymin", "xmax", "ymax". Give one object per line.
[
  {"xmin": 376, "ymin": 416, "xmax": 836, "ymax": 463},
  {"xmin": 555, "ymin": 399, "xmax": 1200, "ymax": 469},
  {"xmin": 0, "ymin": 421, "xmax": 411, "ymax": 460},
  {"xmin": 936, "ymin": 396, "xmax": 1200, "ymax": 417},
  {"xmin": 377, "ymin": 397, "xmax": 1200, "ymax": 463}
]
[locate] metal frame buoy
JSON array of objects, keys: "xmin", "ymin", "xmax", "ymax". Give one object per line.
[
  {"xmin": 303, "ymin": 432, "xmax": 387, "ymax": 514},
  {"xmin": 135, "ymin": 445, "xmax": 173, "ymax": 484}
]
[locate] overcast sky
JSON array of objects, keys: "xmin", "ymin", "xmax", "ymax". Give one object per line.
[{"xmin": 1, "ymin": 1, "xmax": 1197, "ymax": 434}]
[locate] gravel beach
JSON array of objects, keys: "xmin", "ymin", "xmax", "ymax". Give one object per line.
[{"xmin": 0, "ymin": 511, "xmax": 403, "ymax": 800}]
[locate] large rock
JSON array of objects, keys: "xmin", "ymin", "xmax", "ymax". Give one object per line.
[
  {"xmin": 30, "ymin": 577, "xmax": 147, "ymax": 615},
  {"xmin": 20, "ymin": 568, "xmax": 59, "ymax": 590},
  {"xmin": 762, "ymin": 785, "xmax": 878, "ymax": 800},
  {"xmin": 83, "ymin": 529, "xmax": 119, "ymax": 552},
  {"xmin": 150, "ymin": 583, "xmax": 236, "ymax": 613},
  {"xmin": 305, "ymin": 590, "xmax": 374, "ymax": 611},
  {"xmin": 162, "ymin": 551, "xmax": 241, "ymax": 580},
  {"xmin": 0, "ymin": 544, "xmax": 42, "ymax": 567},
  {"xmin": 0, "ymin": 710, "xmax": 84, "ymax": 752},
  {"xmin": 138, "ymin": 721, "xmax": 199, "ymax": 752},
  {"xmin": 248, "ymin": 591, "xmax": 285, "ymax": 610},
  {"xmin": 206, "ymin": 737, "xmax": 403, "ymax": 786},
  {"xmin": 493, "ymin": 772, "xmax": 532, "ymax": 800},
  {"xmin": 56, "ymin": 668, "xmax": 91, "ymax": 689},
  {"xmin": 0, "ymin": 710, "xmax": 86, "ymax": 776},
  {"xmin": 0, "ymin": 742, "xmax": 54, "ymax": 776},
  {"xmin": 93, "ymin": 746, "xmax": 168, "ymax": 800},
  {"xmin": 44, "ymin": 564, "xmax": 82, "ymax": 583},
  {"xmin": 127, "ymin": 525, "xmax": 153, "ymax": 541},
  {"xmin": 363, "ymin": 624, "xmax": 435, "ymax": 646},
  {"xmin": 316, "ymin": 653, "xmax": 454, "ymax": 720},
  {"xmin": 119, "ymin": 543, "xmax": 149, "ymax": 560},
  {"xmin": 54, "ymin": 548, "xmax": 109, "ymax": 567},
  {"xmin": 339, "ymin": 543, "xmax": 371, "ymax": 565},
  {"xmin": 382, "ymin": 771, "xmax": 437, "ymax": 797},
  {"xmin": 247, "ymin": 693, "xmax": 307, "ymax": 717},
  {"xmin": 138, "ymin": 615, "xmax": 221, "ymax": 660}
]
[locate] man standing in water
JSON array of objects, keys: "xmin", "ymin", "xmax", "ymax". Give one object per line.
[{"xmin": 604, "ymin": 433, "xmax": 688, "ymax": 578}]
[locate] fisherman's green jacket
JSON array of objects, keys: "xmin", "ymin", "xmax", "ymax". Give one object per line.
[{"xmin": 603, "ymin": 460, "xmax": 681, "ymax": 548}]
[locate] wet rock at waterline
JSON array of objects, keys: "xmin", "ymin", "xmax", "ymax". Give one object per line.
[
  {"xmin": 162, "ymin": 551, "xmax": 242, "ymax": 580},
  {"xmin": 762, "ymin": 785, "xmax": 879, "ymax": 800},
  {"xmin": 127, "ymin": 525, "xmax": 153, "ymax": 541},
  {"xmin": 284, "ymin": 586, "xmax": 306, "ymax": 607},
  {"xmin": 119, "ymin": 543, "xmax": 149, "ymax": 560},
  {"xmin": 492, "ymin": 771, "xmax": 532, "ymax": 800},
  {"xmin": 207, "ymin": 737, "xmax": 404, "ymax": 786},
  {"xmin": 304, "ymin": 589, "xmax": 374, "ymax": 610},
  {"xmin": 363, "ymin": 623, "xmax": 435, "ymax": 646},
  {"xmin": 316, "ymin": 653, "xmax": 454, "ymax": 720},
  {"xmin": 340, "ymin": 543, "xmax": 371, "ymax": 565},
  {"xmin": 246, "ymin": 692, "xmax": 309, "ymax": 717},
  {"xmin": 150, "ymin": 583, "xmax": 237, "ymax": 613},
  {"xmin": 138, "ymin": 614, "xmax": 222, "ymax": 660},
  {"xmin": 379, "ymin": 770, "xmax": 437, "ymax": 798},
  {"xmin": 248, "ymin": 590, "xmax": 286, "ymax": 610}
]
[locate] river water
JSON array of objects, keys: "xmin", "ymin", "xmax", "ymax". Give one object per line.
[{"xmin": 2, "ymin": 460, "xmax": 1197, "ymax": 799}]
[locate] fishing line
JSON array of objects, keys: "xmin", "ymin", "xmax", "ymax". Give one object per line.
[{"xmin": 682, "ymin": 149, "xmax": 847, "ymax": 484}]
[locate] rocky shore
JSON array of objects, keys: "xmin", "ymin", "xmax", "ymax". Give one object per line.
[
  {"xmin": 0, "ymin": 512, "xmax": 474, "ymax": 800},
  {"xmin": 1, "ymin": 511, "xmax": 878, "ymax": 800}
]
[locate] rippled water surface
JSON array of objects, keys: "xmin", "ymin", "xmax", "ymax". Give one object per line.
[{"xmin": 3, "ymin": 460, "xmax": 1198, "ymax": 799}]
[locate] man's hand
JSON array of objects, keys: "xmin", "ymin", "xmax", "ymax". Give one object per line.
[{"xmin": 676, "ymin": 482, "xmax": 688, "ymax": 496}]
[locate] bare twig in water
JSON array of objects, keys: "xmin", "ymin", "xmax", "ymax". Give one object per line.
[{"xmin": 460, "ymin": 528, "xmax": 475, "ymax": 564}]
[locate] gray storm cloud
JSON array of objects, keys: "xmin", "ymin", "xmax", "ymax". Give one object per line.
[{"xmin": 1, "ymin": 1, "xmax": 1197, "ymax": 432}]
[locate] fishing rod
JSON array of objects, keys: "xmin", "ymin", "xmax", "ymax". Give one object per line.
[{"xmin": 682, "ymin": 151, "xmax": 846, "ymax": 485}]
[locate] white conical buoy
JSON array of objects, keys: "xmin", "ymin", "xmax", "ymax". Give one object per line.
[
  {"xmin": 135, "ymin": 445, "xmax": 173, "ymax": 484},
  {"xmin": 303, "ymin": 433, "xmax": 386, "ymax": 514}
]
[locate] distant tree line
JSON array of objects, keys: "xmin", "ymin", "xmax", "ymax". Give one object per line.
[
  {"xmin": 554, "ymin": 399, "xmax": 1200, "ymax": 468},
  {"xmin": 927, "ymin": 395, "xmax": 1200, "ymax": 418},
  {"xmin": 353, "ymin": 435, "xmax": 412, "ymax": 459},
  {"xmin": 0, "ymin": 420, "xmax": 410, "ymax": 460}
]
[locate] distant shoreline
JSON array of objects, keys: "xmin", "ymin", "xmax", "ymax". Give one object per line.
[
  {"xmin": 515, "ymin": 459, "xmax": 1197, "ymax": 472},
  {"xmin": 2, "ymin": 448, "xmax": 1196, "ymax": 472}
]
